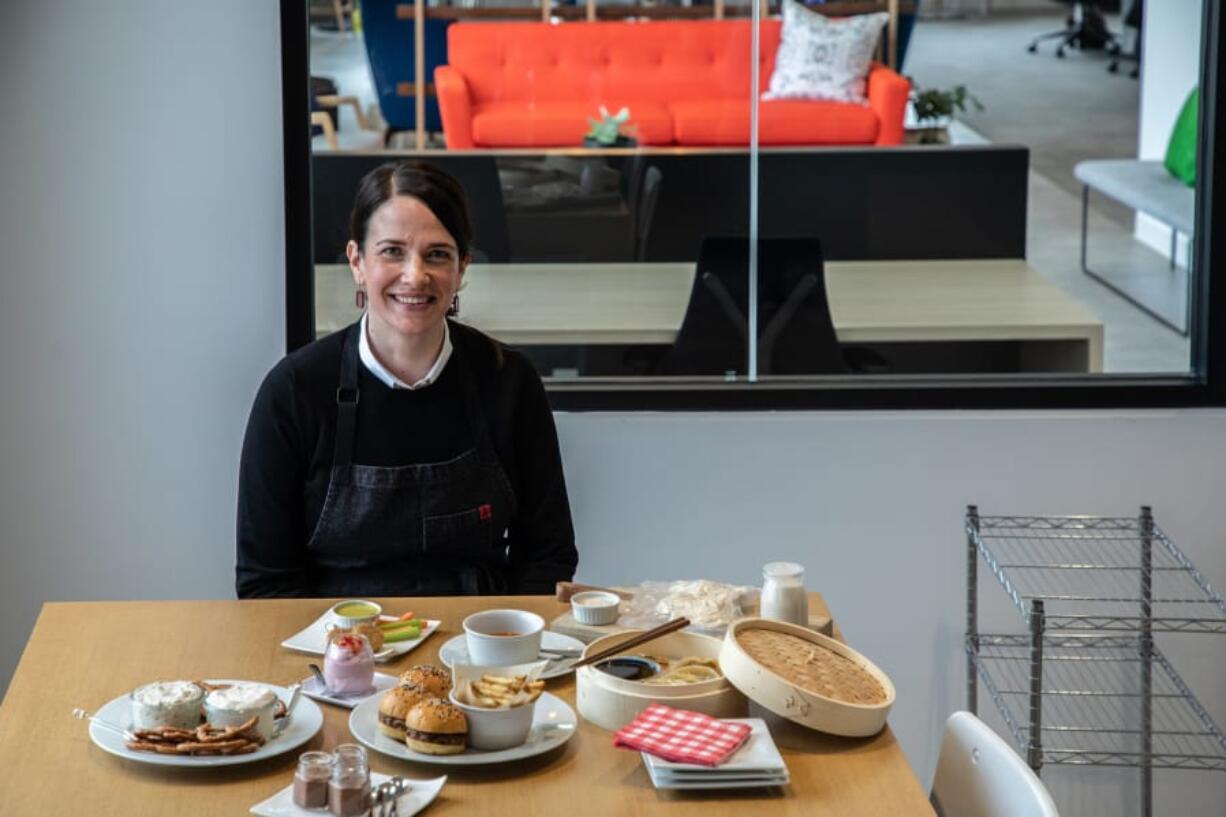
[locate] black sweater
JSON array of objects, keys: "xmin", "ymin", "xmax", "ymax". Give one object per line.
[{"xmin": 235, "ymin": 321, "xmax": 577, "ymax": 598}]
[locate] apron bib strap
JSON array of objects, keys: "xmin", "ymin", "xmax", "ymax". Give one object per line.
[{"xmin": 333, "ymin": 323, "xmax": 362, "ymax": 470}]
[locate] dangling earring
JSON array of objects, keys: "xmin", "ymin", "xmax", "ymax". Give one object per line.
[
  {"xmin": 447, "ymin": 295, "xmax": 460, "ymax": 317},
  {"xmin": 355, "ymin": 288, "xmax": 367, "ymax": 309}
]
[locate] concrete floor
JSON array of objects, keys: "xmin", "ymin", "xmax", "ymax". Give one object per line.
[{"xmin": 311, "ymin": 10, "xmax": 1192, "ymax": 374}]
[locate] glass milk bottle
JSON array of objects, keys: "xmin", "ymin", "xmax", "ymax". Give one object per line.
[{"xmin": 761, "ymin": 562, "xmax": 809, "ymax": 626}]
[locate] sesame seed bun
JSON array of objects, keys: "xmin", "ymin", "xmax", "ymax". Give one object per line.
[
  {"xmin": 399, "ymin": 665, "xmax": 452, "ymax": 699},
  {"xmin": 376, "ymin": 683, "xmax": 430, "ymax": 741},
  {"xmin": 405, "ymin": 698, "xmax": 467, "ymax": 755}
]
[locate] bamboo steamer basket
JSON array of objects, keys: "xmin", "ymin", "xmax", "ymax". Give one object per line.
[
  {"xmin": 576, "ymin": 629, "xmax": 747, "ymax": 731},
  {"xmin": 719, "ymin": 617, "xmax": 895, "ymax": 737}
]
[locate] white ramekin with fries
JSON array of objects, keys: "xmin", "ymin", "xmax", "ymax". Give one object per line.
[{"xmin": 449, "ymin": 661, "xmax": 549, "ymax": 750}]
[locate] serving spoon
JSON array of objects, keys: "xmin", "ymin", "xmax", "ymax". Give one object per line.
[{"xmin": 72, "ymin": 708, "xmax": 136, "ymax": 741}]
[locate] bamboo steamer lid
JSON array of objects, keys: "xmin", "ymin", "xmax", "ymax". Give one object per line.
[{"xmin": 719, "ymin": 617, "xmax": 895, "ymax": 737}]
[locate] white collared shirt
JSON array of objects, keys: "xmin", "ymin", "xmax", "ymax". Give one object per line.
[{"xmin": 358, "ymin": 312, "xmax": 453, "ymax": 390}]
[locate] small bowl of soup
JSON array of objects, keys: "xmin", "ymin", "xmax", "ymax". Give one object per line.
[
  {"xmin": 329, "ymin": 599, "xmax": 383, "ymax": 628},
  {"xmin": 462, "ymin": 609, "xmax": 544, "ymax": 666}
]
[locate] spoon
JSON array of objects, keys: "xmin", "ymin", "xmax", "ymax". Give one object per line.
[
  {"xmin": 72, "ymin": 708, "xmax": 136, "ymax": 741},
  {"xmin": 308, "ymin": 663, "xmax": 329, "ymax": 694},
  {"xmin": 273, "ymin": 683, "xmax": 303, "ymax": 738}
]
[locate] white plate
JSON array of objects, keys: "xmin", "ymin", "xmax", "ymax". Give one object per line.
[
  {"xmin": 88, "ymin": 680, "xmax": 324, "ymax": 768},
  {"xmin": 281, "ymin": 611, "xmax": 440, "ymax": 662},
  {"xmin": 646, "ymin": 767, "xmax": 789, "ymax": 790},
  {"xmin": 301, "ymin": 672, "xmax": 399, "ymax": 709},
  {"xmin": 640, "ymin": 718, "xmax": 787, "ymax": 776},
  {"xmin": 438, "ymin": 632, "xmax": 584, "ymax": 680},
  {"xmin": 250, "ymin": 773, "xmax": 446, "ymax": 817},
  {"xmin": 349, "ymin": 691, "xmax": 577, "ymax": 765}
]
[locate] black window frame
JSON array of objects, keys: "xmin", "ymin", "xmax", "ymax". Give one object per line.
[{"xmin": 279, "ymin": 0, "xmax": 1226, "ymax": 411}]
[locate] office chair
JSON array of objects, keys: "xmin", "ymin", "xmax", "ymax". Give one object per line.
[
  {"xmin": 656, "ymin": 237, "xmax": 849, "ymax": 376},
  {"xmin": 930, "ymin": 712, "xmax": 1060, "ymax": 817},
  {"xmin": 1027, "ymin": 1, "xmax": 1119, "ymax": 59}
]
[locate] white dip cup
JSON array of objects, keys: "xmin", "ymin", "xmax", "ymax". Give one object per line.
[
  {"xmin": 462, "ymin": 609, "xmax": 544, "ymax": 666},
  {"xmin": 203, "ymin": 683, "xmax": 279, "ymax": 740}
]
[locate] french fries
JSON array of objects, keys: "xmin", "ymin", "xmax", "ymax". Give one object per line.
[{"xmin": 455, "ymin": 673, "xmax": 545, "ymax": 709}]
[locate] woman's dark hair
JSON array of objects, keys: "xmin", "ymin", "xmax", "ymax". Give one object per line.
[{"xmin": 348, "ymin": 161, "xmax": 473, "ymax": 257}]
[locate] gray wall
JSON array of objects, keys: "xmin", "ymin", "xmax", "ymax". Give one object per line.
[
  {"xmin": 0, "ymin": 2, "xmax": 285, "ymax": 683},
  {"xmin": 2, "ymin": 3, "xmax": 1225, "ymax": 816}
]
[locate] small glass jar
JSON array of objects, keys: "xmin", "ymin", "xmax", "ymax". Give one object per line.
[
  {"xmin": 761, "ymin": 561, "xmax": 809, "ymax": 626},
  {"xmin": 329, "ymin": 744, "xmax": 370, "ymax": 817},
  {"xmin": 292, "ymin": 751, "xmax": 333, "ymax": 810},
  {"xmin": 323, "ymin": 632, "xmax": 376, "ymax": 696}
]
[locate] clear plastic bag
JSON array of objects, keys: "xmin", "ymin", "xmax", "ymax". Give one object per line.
[{"xmin": 618, "ymin": 579, "xmax": 759, "ymax": 637}]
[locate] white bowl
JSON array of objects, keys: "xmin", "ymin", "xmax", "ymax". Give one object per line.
[
  {"xmin": 462, "ymin": 610, "xmax": 544, "ymax": 666},
  {"xmin": 570, "ymin": 591, "xmax": 620, "ymax": 626},
  {"xmin": 328, "ymin": 599, "xmax": 383, "ymax": 629},
  {"xmin": 203, "ymin": 684, "xmax": 279, "ymax": 740},
  {"xmin": 449, "ymin": 691, "xmax": 535, "ymax": 750}
]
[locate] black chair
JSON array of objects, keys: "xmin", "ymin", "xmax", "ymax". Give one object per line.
[
  {"xmin": 657, "ymin": 237, "xmax": 849, "ymax": 376},
  {"xmin": 1027, "ymin": 1, "xmax": 1120, "ymax": 59}
]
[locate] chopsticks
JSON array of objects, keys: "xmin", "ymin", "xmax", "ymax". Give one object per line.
[{"xmin": 572, "ymin": 618, "xmax": 691, "ymax": 669}]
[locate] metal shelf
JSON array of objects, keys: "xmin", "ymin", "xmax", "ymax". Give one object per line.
[
  {"xmin": 965, "ymin": 506, "xmax": 1226, "ymax": 817},
  {"xmin": 969, "ymin": 512, "xmax": 1226, "ymax": 633},
  {"xmin": 969, "ymin": 634, "xmax": 1226, "ymax": 771}
]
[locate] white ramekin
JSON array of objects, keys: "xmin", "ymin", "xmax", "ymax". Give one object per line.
[{"xmin": 570, "ymin": 591, "xmax": 621, "ymax": 626}]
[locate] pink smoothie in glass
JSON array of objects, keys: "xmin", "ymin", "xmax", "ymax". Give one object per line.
[{"xmin": 323, "ymin": 633, "xmax": 375, "ymax": 695}]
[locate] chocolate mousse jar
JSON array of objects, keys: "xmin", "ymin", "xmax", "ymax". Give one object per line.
[
  {"xmin": 329, "ymin": 744, "xmax": 370, "ymax": 817},
  {"xmin": 293, "ymin": 751, "xmax": 333, "ymax": 810}
]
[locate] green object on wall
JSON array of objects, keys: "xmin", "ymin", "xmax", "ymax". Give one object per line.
[{"xmin": 1164, "ymin": 88, "xmax": 1198, "ymax": 187}]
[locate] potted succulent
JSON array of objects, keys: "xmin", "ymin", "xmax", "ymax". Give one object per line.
[
  {"xmin": 906, "ymin": 82, "xmax": 983, "ymax": 145},
  {"xmin": 583, "ymin": 106, "xmax": 638, "ymax": 148}
]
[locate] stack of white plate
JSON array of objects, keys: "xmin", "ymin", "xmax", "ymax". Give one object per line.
[{"xmin": 640, "ymin": 718, "xmax": 789, "ymax": 790}]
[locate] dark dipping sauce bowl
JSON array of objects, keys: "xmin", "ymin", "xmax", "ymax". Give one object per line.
[{"xmin": 594, "ymin": 656, "xmax": 661, "ymax": 682}]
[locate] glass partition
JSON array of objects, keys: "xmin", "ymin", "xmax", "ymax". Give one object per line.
[{"xmin": 299, "ymin": 0, "xmax": 1218, "ymax": 400}]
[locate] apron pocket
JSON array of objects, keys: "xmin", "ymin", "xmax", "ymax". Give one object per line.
[{"xmin": 423, "ymin": 507, "xmax": 493, "ymax": 556}]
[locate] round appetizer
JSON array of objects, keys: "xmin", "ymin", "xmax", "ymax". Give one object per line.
[
  {"xmin": 399, "ymin": 664, "xmax": 451, "ymax": 699},
  {"xmin": 377, "ymin": 683, "xmax": 431, "ymax": 741},
  {"xmin": 405, "ymin": 698, "xmax": 468, "ymax": 756},
  {"xmin": 129, "ymin": 680, "xmax": 205, "ymax": 730}
]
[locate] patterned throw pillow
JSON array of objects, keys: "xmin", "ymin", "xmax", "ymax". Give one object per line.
[{"xmin": 764, "ymin": 2, "xmax": 889, "ymax": 104}]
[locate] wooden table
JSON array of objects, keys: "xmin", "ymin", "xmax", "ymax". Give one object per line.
[
  {"xmin": 0, "ymin": 596, "xmax": 935, "ymax": 815},
  {"xmin": 316, "ymin": 260, "xmax": 1104, "ymax": 373}
]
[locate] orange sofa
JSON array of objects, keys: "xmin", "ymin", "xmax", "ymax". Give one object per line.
[{"xmin": 434, "ymin": 20, "xmax": 910, "ymax": 149}]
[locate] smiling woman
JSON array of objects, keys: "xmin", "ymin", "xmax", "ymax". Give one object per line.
[{"xmin": 236, "ymin": 161, "xmax": 578, "ymax": 599}]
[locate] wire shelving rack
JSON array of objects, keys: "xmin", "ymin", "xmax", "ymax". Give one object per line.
[{"xmin": 965, "ymin": 506, "xmax": 1226, "ymax": 817}]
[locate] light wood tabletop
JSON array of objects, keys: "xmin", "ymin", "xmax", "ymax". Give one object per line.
[
  {"xmin": 316, "ymin": 260, "xmax": 1104, "ymax": 372},
  {"xmin": 0, "ymin": 595, "xmax": 935, "ymax": 816}
]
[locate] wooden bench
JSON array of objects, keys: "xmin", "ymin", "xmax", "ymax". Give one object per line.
[{"xmin": 1074, "ymin": 158, "xmax": 1195, "ymax": 334}]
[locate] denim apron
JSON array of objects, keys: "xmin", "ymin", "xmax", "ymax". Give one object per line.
[{"xmin": 304, "ymin": 323, "xmax": 517, "ymax": 596}]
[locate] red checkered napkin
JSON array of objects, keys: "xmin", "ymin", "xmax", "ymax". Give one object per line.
[{"xmin": 613, "ymin": 703, "xmax": 752, "ymax": 767}]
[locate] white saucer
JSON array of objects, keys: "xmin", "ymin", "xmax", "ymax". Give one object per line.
[
  {"xmin": 300, "ymin": 671, "xmax": 399, "ymax": 709},
  {"xmin": 438, "ymin": 632, "xmax": 585, "ymax": 680},
  {"xmin": 88, "ymin": 680, "xmax": 324, "ymax": 768},
  {"xmin": 281, "ymin": 610, "xmax": 440, "ymax": 662},
  {"xmin": 250, "ymin": 773, "xmax": 446, "ymax": 817},
  {"xmin": 349, "ymin": 691, "xmax": 576, "ymax": 766}
]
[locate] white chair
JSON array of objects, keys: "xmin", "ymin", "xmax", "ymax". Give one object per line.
[{"xmin": 930, "ymin": 711, "xmax": 1060, "ymax": 817}]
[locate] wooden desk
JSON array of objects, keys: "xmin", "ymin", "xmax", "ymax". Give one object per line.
[
  {"xmin": 316, "ymin": 260, "xmax": 1104, "ymax": 373},
  {"xmin": 0, "ymin": 596, "xmax": 934, "ymax": 816}
]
